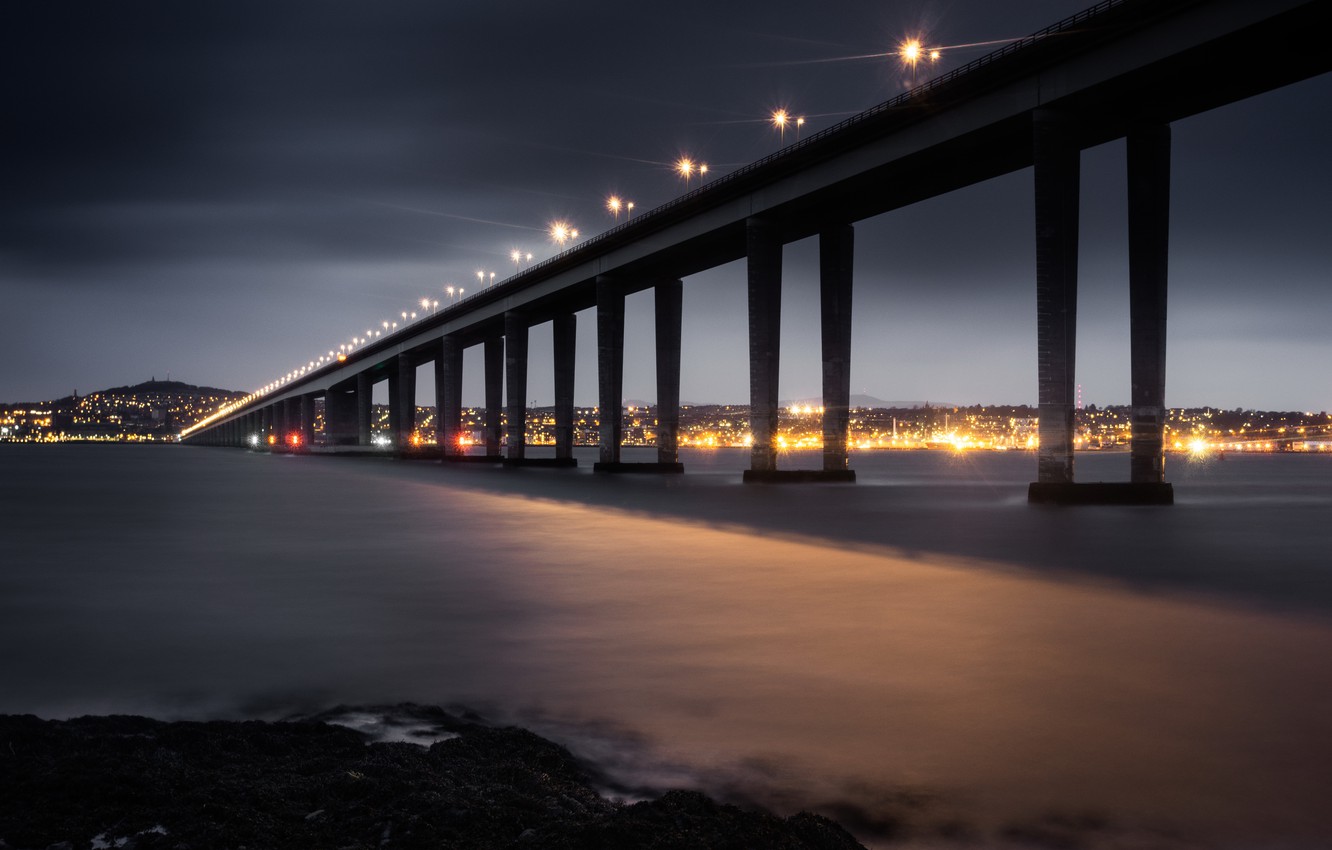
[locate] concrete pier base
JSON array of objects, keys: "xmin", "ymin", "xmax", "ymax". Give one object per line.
[{"xmin": 1028, "ymin": 482, "xmax": 1174, "ymax": 505}]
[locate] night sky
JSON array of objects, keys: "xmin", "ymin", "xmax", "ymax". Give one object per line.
[{"xmin": 4, "ymin": 1, "xmax": 1329, "ymax": 410}]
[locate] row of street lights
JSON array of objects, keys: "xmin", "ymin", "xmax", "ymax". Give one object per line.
[{"xmin": 229, "ymin": 52, "xmax": 944, "ymax": 422}]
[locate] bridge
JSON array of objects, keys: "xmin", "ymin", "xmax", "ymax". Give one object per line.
[{"xmin": 180, "ymin": 0, "xmax": 1331, "ymax": 504}]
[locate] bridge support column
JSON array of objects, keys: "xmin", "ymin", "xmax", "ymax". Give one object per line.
[
  {"xmin": 1129, "ymin": 124, "xmax": 1171, "ymax": 487},
  {"xmin": 596, "ymin": 276, "xmax": 625, "ymax": 467},
  {"xmin": 274, "ymin": 401, "xmax": 289, "ymax": 447},
  {"xmin": 1032, "ymin": 110, "xmax": 1080, "ymax": 488},
  {"xmin": 484, "ymin": 336, "xmax": 503, "ymax": 457},
  {"xmin": 553, "ymin": 313, "xmax": 577, "ymax": 462},
  {"xmin": 746, "ymin": 218, "xmax": 782, "ymax": 475},
  {"xmin": 300, "ymin": 394, "xmax": 315, "ymax": 447},
  {"xmin": 390, "ymin": 355, "xmax": 416, "ymax": 449},
  {"xmin": 262, "ymin": 405, "xmax": 274, "ymax": 448},
  {"xmin": 325, "ymin": 383, "xmax": 357, "ymax": 446},
  {"xmin": 356, "ymin": 372, "xmax": 373, "ymax": 446},
  {"xmin": 505, "ymin": 311, "xmax": 529, "ymax": 462},
  {"xmin": 821, "ymin": 224, "xmax": 855, "ymax": 477},
  {"xmin": 655, "ymin": 279, "xmax": 683, "ymax": 468},
  {"xmin": 436, "ymin": 336, "xmax": 463, "ymax": 456},
  {"xmin": 289, "ymin": 397, "xmax": 303, "ymax": 446}
]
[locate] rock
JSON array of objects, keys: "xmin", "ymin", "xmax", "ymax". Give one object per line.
[{"xmin": 0, "ymin": 709, "xmax": 865, "ymax": 850}]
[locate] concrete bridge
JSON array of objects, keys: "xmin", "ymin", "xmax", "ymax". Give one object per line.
[{"xmin": 181, "ymin": 0, "xmax": 1331, "ymax": 504}]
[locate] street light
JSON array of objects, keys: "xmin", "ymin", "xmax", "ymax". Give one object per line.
[
  {"xmin": 796, "ymin": 116, "xmax": 805, "ymax": 140},
  {"xmin": 511, "ymin": 249, "xmax": 523, "ymax": 272},
  {"xmin": 626, "ymin": 201, "xmax": 634, "ymax": 218},
  {"xmin": 549, "ymin": 221, "xmax": 576, "ymax": 247},
  {"xmin": 607, "ymin": 196, "xmax": 623, "ymax": 220},
  {"xmin": 772, "ymin": 109, "xmax": 788, "ymax": 144}
]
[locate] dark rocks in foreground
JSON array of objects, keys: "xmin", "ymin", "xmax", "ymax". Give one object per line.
[{"xmin": 0, "ymin": 707, "xmax": 864, "ymax": 850}]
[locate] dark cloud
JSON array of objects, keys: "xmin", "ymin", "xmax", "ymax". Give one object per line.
[{"xmin": 2, "ymin": 1, "xmax": 1329, "ymax": 408}]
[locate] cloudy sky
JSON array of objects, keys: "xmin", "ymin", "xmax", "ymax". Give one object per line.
[{"xmin": 4, "ymin": 0, "xmax": 1329, "ymax": 410}]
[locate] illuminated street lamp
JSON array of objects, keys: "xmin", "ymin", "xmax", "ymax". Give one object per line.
[
  {"xmin": 678, "ymin": 158, "xmax": 708, "ymax": 189},
  {"xmin": 446, "ymin": 285, "xmax": 456, "ymax": 302},
  {"xmin": 772, "ymin": 109, "xmax": 789, "ymax": 144},
  {"xmin": 489, "ymin": 271, "xmax": 495, "ymax": 287},
  {"xmin": 607, "ymin": 196, "xmax": 623, "ymax": 220},
  {"xmin": 796, "ymin": 116, "xmax": 805, "ymax": 140},
  {"xmin": 477, "ymin": 270, "xmax": 484, "ymax": 289},
  {"xmin": 549, "ymin": 220, "xmax": 576, "ymax": 247},
  {"xmin": 899, "ymin": 38, "xmax": 942, "ymax": 86},
  {"xmin": 626, "ymin": 201, "xmax": 635, "ymax": 218},
  {"xmin": 511, "ymin": 249, "xmax": 523, "ymax": 272}
]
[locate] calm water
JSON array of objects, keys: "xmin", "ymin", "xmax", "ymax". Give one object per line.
[{"xmin": 3, "ymin": 444, "xmax": 1330, "ymax": 848}]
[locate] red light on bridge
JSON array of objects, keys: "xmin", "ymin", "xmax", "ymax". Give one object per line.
[{"xmin": 288, "ymin": 433, "xmax": 302, "ymax": 447}]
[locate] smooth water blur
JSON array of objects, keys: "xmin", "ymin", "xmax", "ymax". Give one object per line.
[{"xmin": 2, "ymin": 444, "xmax": 1331, "ymax": 848}]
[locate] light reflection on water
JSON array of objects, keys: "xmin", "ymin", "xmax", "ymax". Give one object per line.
[{"xmin": 2, "ymin": 444, "xmax": 1330, "ymax": 848}]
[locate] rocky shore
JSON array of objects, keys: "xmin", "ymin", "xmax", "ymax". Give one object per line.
[{"xmin": 0, "ymin": 705, "xmax": 864, "ymax": 850}]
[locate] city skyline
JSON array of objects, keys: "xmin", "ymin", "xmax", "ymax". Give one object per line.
[{"xmin": 4, "ymin": 1, "xmax": 1329, "ymax": 411}]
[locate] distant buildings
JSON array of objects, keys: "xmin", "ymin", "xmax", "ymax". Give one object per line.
[
  {"xmin": 3, "ymin": 381, "xmax": 1328, "ymax": 453},
  {"xmin": 0, "ymin": 380, "xmax": 245, "ymax": 443}
]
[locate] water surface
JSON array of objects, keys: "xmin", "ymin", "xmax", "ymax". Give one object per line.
[{"xmin": 2, "ymin": 445, "xmax": 1330, "ymax": 847}]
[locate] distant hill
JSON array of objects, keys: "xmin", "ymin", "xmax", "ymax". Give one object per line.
[{"xmin": 95, "ymin": 379, "xmax": 242, "ymax": 399}]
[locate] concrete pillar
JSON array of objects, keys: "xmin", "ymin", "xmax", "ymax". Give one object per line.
[
  {"xmin": 505, "ymin": 311, "xmax": 529, "ymax": 461},
  {"xmin": 747, "ymin": 218, "xmax": 783, "ymax": 473},
  {"xmin": 262, "ymin": 405, "xmax": 274, "ymax": 446},
  {"xmin": 391, "ymin": 355, "xmax": 417, "ymax": 448},
  {"xmin": 1033, "ymin": 109, "xmax": 1080, "ymax": 484},
  {"xmin": 597, "ymin": 276, "xmax": 625, "ymax": 465},
  {"xmin": 436, "ymin": 336, "xmax": 463, "ymax": 455},
  {"xmin": 356, "ymin": 372, "xmax": 373, "ymax": 446},
  {"xmin": 820, "ymin": 224, "xmax": 854, "ymax": 472},
  {"xmin": 553, "ymin": 313, "xmax": 576, "ymax": 460},
  {"xmin": 300, "ymin": 394, "xmax": 316, "ymax": 446},
  {"xmin": 325, "ymin": 383, "xmax": 357, "ymax": 445},
  {"xmin": 273, "ymin": 400, "xmax": 289, "ymax": 444},
  {"xmin": 285, "ymin": 397, "xmax": 301, "ymax": 446},
  {"xmin": 655, "ymin": 279, "xmax": 683, "ymax": 465},
  {"xmin": 1128, "ymin": 124, "xmax": 1170, "ymax": 484},
  {"xmin": 484, "ymin": 336, "xmax": 503, "ymax": 456}
]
